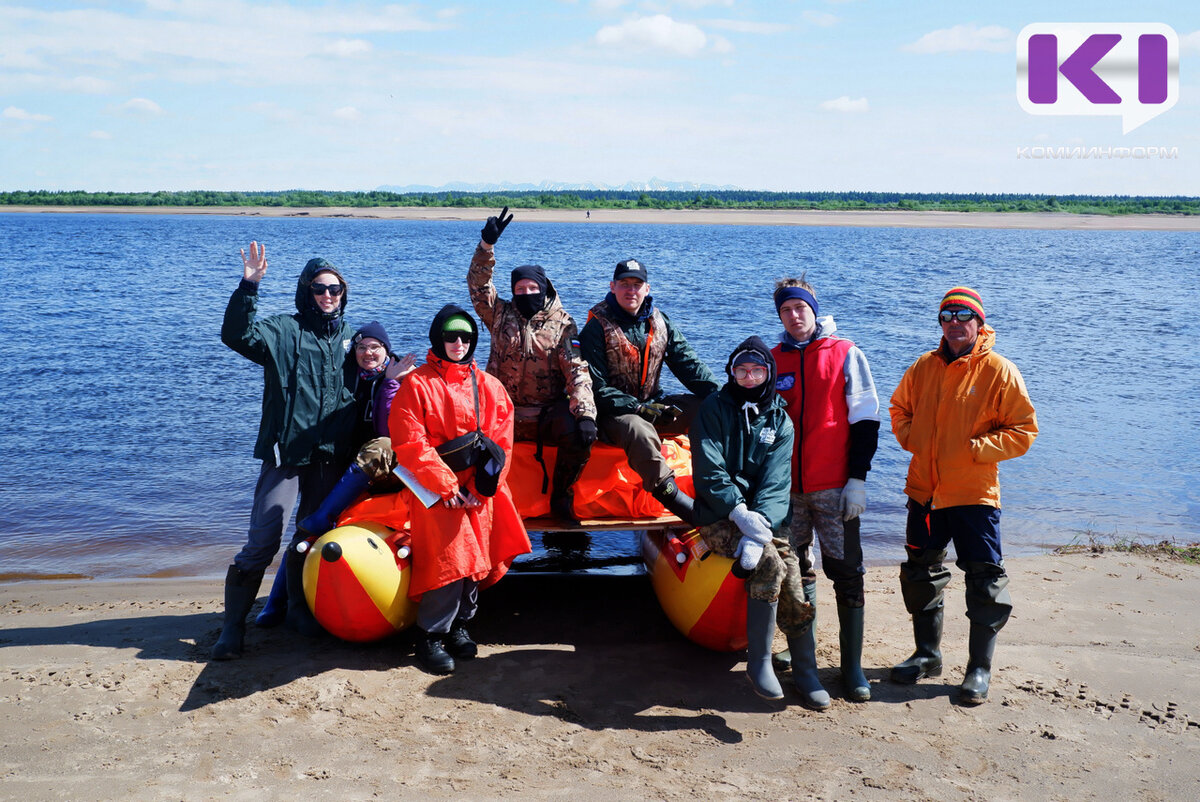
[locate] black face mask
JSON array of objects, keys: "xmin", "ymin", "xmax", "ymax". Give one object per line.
[{"xmin": 513, "ymin": 293, "xmax": 546, "ymax": 319}]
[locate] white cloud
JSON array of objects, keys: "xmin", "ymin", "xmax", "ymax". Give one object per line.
[
  {"xmin": 88, "ymin": 130, "xmax": 113, "ymax": 139},
  {"xmin": 592, "ymin": 0, "xmax": 629, "ymax": 11},
  {"xmin": 820, "ymin": 96, "xmax": 868, "ymax": 113},
  {"xmin": 902, "ymin": 24, "xmax": 1012, "ymax": 54},
  {"xmin": 802, "ymin": 11, "xmax": 838, "ymax": 28},
  {"xmin": 332, "ymin": 106, "xmax": 362, "ymax": 121},
  {"xmin": 3, "ymin": 106, "xmax": 52, "ymax": 121},
  {"xmin": 703, "ymin": 20, "xmax": 790, "ymax": 35},
  {"xmin": 1181, "ymin": 30, "xmax": 1200, "ymax": 53},
  {"xmin": 595, "ymin": 14, "xmax": 711, "ymax": 56},
  {"xmin": 324, "ymin": 39, "xmax": 372, "ymax": 58},
  {"xmin": 64, "ymin": 76, "xmax": 113, "ymax": 94},
  {"xmin": 115, "ymin": 98, "xmax": 164, "ymax": 115}
]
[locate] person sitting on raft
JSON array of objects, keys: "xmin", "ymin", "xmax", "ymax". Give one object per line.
[
  {"xmin": 255, "ymin": 321, "xmax": 416, "ymax": 630},
  {"xmin": 579, "ymin": 258, "xmax": 718, "ymax": 524},
  {"xmin": 388, "ymin": 305, "xmax": 531, "ymax": 675},
  {"xmin": 688, "ymin": 336, "xmax": 811, "ymax": 700},
  {"xmin": 467, "ymin": 207, "xmax": 598, "ymax": 526}
]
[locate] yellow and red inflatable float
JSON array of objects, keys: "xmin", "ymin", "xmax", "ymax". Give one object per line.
[{"xmin": 297, "ymin": 437, "xmax": 747, "ymax": 651}]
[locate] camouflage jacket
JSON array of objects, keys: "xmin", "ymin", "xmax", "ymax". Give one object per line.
[{"xmin": 467, "ymin": 246, "xmax": 597, "ymax": 421}]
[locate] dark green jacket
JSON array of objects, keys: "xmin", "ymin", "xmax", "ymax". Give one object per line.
[
  {"xmin": 221, "ymin": 259, "xmax": 356, "ymax": 467},
  {"xmin": 690, "ymin": 385, "xmax": 794, "ymax": 530},
  {"xmin": 579, "ymin": 293, "xmax": 718, "ymax": 417}
]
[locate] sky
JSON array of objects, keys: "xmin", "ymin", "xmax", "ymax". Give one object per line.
[{"xmin": 2, "ymin": 0, "xmax": 1197, "ymax": 195}]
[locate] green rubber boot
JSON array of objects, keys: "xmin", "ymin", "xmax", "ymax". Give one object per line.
[
  {"xmin": 838, "ymin": 603, "xmax": 870, "ymax": 702},
  {"xmin": 745, "ymin": 599, "xmax": 785, "ymax": 700},
  {"xmin": 787, "ymin": 584, "xmax": 830, "ymax": 710}
]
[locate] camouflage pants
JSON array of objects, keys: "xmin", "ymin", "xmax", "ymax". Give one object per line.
[
  {"xmin": 353, "ymin": 437, "xmax": 398, "ymax": 484},
  {"xmin": 785, "ymin": 488, "xmax": 866, "ymax": 608},
  {"xmin": 699, "ymin": 519, "xmax": 814, "ymax": 635}
]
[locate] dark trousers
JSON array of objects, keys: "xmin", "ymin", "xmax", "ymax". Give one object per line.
[{"xmin": 598, "ymin": 393, "xmax": 702, "ymax": 490}]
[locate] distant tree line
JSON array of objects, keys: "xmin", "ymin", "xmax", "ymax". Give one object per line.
[{"xmin": 1, "ymin": 189, "xmax": 1197, "ymax": 215}]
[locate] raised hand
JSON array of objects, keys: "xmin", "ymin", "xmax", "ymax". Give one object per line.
[
  {"xmin": 480, "ymin": 206, "xmax": 513, "ymax": 245},
  {"xmin": 240, "ymin": 241, "xmax": 267, "ymax": 283},
  {"xmin": 386, "ymin": 352, "xmax": 419, "ymax": 381}
]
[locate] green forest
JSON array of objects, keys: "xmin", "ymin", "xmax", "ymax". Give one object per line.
[{"xmin": 2, "ymin": 189, "xmax": 1197, "ymax": 215}]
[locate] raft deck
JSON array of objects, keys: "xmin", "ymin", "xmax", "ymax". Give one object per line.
[{"xmin": 513, "ymin": 515, "xmax": 688, "ymax": 574}]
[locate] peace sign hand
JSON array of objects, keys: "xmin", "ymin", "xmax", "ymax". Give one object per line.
[
  {"xmin": 480, "ymin": 206, "xmax": 513, "ymax": 245},
  {"xmin": 240, "ymin": 241, "xmax": 267, "ymax": 283}
]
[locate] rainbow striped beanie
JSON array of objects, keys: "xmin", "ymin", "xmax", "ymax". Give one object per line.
[{"xmin": 940, "ymin": 286, "xmax": 985, "ymax": 322}]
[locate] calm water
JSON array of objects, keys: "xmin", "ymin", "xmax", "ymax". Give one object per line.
[{"xmin": 0, "ymin": 212, "xmax": 1196, "ymax": 581}]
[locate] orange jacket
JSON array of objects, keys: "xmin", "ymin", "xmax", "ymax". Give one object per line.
[
  {"xmin": 388, "ymin": 353, "xmax": 530, "ymax": 598},
  {"xmin": 889, "ymin": 326, "xmax": 1037, "ymax": 510}
]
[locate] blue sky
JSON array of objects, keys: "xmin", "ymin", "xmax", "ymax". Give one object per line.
[{"xmin": 2, "ymin": 1, "xmax": 1197, "ymax": 194}]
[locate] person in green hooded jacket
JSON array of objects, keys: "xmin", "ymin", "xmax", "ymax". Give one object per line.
[
  {"xmin": 689, "ymin": 336, "xmax": 809, "ymax": 701},
  {"xmin": 211, "ymin": 241, "xmax": 357, "ymax": 660}
]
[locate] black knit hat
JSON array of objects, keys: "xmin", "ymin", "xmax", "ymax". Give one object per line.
[{"xmin": 511, "ymin": 264, "xmax": 549, "ymax": 295}]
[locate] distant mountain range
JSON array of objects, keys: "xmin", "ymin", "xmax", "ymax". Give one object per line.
[{"xmin": 374, "ymin": 178, "xmax": 742, "ymax": 193}]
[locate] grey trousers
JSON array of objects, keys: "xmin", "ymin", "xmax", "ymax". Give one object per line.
[
  {"xmin": 233, "ymin": 461, "xmax": 343, "ymax": 573},
  {"xmin": 416, "ymin": 578, "xmax": 480, "ymax": 634}
]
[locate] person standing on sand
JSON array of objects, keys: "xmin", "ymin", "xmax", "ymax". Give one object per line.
[
  {"xmin": 889, "ymin": 287, "xmax": 1037, "ymax": 704},
  {"xmin": 579, "ymin": 258, "xmax": 719, "ymax": 525},
  {"xmin": 212, "ymin": 243, "xmax": 357, "ymax": 660},
  {"xmin": 467, "ymin": 207, "xmax": 598, "ymax": 526},
  {"xmin": 689, "ymin": 336, "xmax": 810, "ymax": 701},
  {"xmin": 769, "ymin": 275, "xmax": 881, "ymax": 710}
]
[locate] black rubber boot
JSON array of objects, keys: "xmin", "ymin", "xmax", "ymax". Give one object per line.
[
  {"xmin": 960, "ymin": 624, "xmax": 997, "ymax": 704},
  {"xmin": 549, "ymin": 454, "xmax": 587, "ymax": 527},
  {"xmin": 838, "ymin": 603, "xmax": 870, "ymax": 702},
  {"xmin": 651, "ymin": 475, "xmax": 696, "ymax": 526},
  {"xmin": 444, "ymin": 619, "xmax": 478, "ymax": 660},
  {"xmin": 745, "ymin": 599, "xmax": 784, "ymax": 700},
  {"xmin": 211, "ymin": 564, "xmax": 265, "ymax": 661},
  {"xmin": 890, "ymin": 608, "xmax": 944, "ymax": 684},
  {"xmin": 788, "ymin": 583, "xmax": 830, "ymax": 710},
  {"xmin": 284, "ymin": 537, "xmax": 324, "ymax": 637},
  {"xmin": 415, "ymin": 629, "xmax": 456, "ymax": 675},
  {"xmin": 296, "ymin": 463, "xmax": 370, "ymax": 538}
]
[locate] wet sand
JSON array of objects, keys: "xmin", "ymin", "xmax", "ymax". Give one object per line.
[
  {"xmin": 5, "ymin": 204, "xmax": 1200, "ymax": 230},
  {"xmin": 2, "ymin": 550, "xmax": 1197, "ymax": 799}
]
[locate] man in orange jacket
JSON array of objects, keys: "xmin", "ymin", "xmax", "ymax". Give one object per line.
[{"xmin": 889, "ymin": 287, "xmax": 1038, "ymax": 704}]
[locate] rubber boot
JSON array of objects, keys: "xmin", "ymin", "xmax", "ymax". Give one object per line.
[
  {"xmin": 890, "ymin": 608, "xmax": 944, "ymax": 684},
  {"xmin": 284, "ymin": 537, "xmax": 324, "ymax": 637},
  {"xmin": 549, "ymin": 454, "xmax": 587, "ymax": 528},
  {"xmin": 838, "ymin": 603, "xmax": 870, "ymax": 702},
  {"xmin": 296, "ymin": 463, "xmax": 371, "ymax": 538},
  {"xmin": 745, "ymin": 599, "xmax": 784, "ymax": 700},
  {"xmin": 444, "ymin": 618, "xmax": 478, "ymax": 660},
  {"xmin": 651, "ymin": 475, "xmax": 696, "ymax": 526},
  {"xmin": 254, "ymin": 562, "xmax": 287, "ymax": 628},
  {"xmin": 415, "ymin": 629, "xmax": 456, "ymax": 675},
  {"xmin": 211, "ymin": 564, "xmax": 265, "ymax": 661},
  {"xmin": 772, "ymin": 647, "xmax": 792, "ymax": 672},
  {"xmin": 960, "ymin": 624, "xmax": 997, "ymax": 705},
  {"xmin": 787, "ymin": 584, "xmax": 830, "ymax": 710}
]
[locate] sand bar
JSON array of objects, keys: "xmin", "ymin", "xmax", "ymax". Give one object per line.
[
  {"xmin": 4, "ymin": 204, "xmax": 1200, "ymax": 230},
  {"xmin": 2, "ymin": 550, "xmax": 1196, "ymax": 799}
]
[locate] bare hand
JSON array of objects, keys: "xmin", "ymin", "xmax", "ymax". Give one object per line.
[
  {"xmin": 386, "ymin": 352, "xmax": 418, "ymax": 381},
  {"xmin": 240, "ymin": 241, "xmax": 267, "ymax": 283}
]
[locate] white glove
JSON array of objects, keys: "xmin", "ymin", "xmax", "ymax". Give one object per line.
[
  {"xmin": 729, "ymin": 503, "xmax": 773, "ymax": 545},
  {"xmin": 732, "ymin": 536, "xmax": 765, "ymax": 572},
  {"xmin": 840, "ymin": 478, "xmax": 866, "ymax": 521}
]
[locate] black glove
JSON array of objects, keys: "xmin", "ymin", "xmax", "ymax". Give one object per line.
[
  {"xmin": 578, "ymin": 418, "xmax": 598, "ymax": 447},
  {"xmin": 481, "ymin": 206, "xmax": 513, "ymax": 245},
  {"xmin": 636, "ymin": 402, "xmax": 670, "ymax": 422}
]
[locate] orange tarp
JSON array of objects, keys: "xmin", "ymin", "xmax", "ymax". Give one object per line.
[{"xmin": 339, "ymin": 437, "xmax": 694, "ymax": 530}]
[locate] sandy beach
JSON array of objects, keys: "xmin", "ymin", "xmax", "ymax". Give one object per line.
[
  {"xmin": 2, "ymin": 550, "xmax": 1197, "ymax": 800},
  {"xmin": 5, "ymin": 204, "xmax": 1200, "ymax": 230}
]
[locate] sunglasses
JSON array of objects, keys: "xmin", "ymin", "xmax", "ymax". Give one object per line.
[
  {"xmin": 939, "ymin": 309, "xmax": 977, "ymax": 324},
  {"xmin": 311, "ymin": 282, "xmax": 344, "ymax": 296},
  {"xmin": 441, "ymin": 332, "xmax": 471, "ymax": 344}
]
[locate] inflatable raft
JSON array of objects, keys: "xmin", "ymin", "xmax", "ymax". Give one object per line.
[{"xmin": 298, "ymin": 437, "xmax": 748, "ymax": 651}]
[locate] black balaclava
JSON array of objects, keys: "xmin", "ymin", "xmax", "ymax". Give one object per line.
[
  {"xmin": 428, "ymin": 303, "xmax": 479, "ymax": 363},
  {"xmin": 511, "ymin": 264, "xmax": 549, "ymax": 319},
  {"xmin": 724, "ymin": 335, "xmax": 777, "ymax": 407}
]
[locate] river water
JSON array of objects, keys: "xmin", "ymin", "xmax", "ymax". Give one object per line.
[{"xmin": 0, "ymin": 212, "xmax": 1195, "ymax": 581}]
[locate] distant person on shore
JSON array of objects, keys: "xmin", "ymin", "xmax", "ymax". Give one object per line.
[
  {"xmin": 689, "ymin": 336, "xmax": 808, "ymax": 700},
  {"xmin": 388, "ymin": 305, "xmax": 530, "ymax": 675},
  {"xmin": 769, "ymin": 275, "xmax": 881, "ymax": 709},
  {"xmin": 889, "ymin": 287, "xmax": 1038, "ymax": 704},
  {"xmin": 212, "ymin": 243, "xmax": 358, "ymax": 660},
  {"xmin": 579, "ymin": 258, "xmax": 719, "ymax": 524},
  {"xmin": 253, "ymin": 322, "xmax": 416, "ymax": 628},
  {"xmin": 467, "ymin": 207, "xmax": 598, "ymax": 526}
]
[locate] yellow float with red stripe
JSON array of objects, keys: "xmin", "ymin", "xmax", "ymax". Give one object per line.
[
  {"xmin": 641, "ymin": 527, "xmax": 747, "ymax": 652},
  {"xmin": 299, "ymin": 522, "xmax": 417, "ymax": 642}
]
